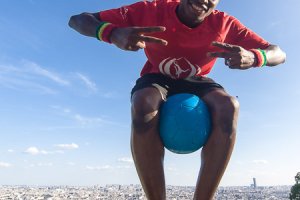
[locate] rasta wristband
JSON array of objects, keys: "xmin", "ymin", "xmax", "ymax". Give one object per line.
[
  {"xmin": 96, "ymin": 22, "xmax": 118, "ymax": 43},
  {"xmin": 259, "ymin": 49, "xmax": 268, "ymax": 66},
  {"xmin": 250, "ymin": 49, "xmax": 267, "ymax": 67},
  {"xmin": 250, "ymin": 49, "xmax": 264, "ymax": 67}
]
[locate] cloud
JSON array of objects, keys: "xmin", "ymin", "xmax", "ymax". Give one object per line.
[
  {"xmin": 75, "ymin": 73, "xmax": 97, "ymax": 92},
  {"xmin": 0, "ymin": 61, "xmax": 70, "ymax": 86},
  {"xmin": 102, "ymin": 92, "xmax": 118, "ymax": 99},
  {"xmin": 0, "ymin": 64, "xmax": 21, "ymax": 73},
  {"xmin": 67, "ymin": 162, "xmax": 76, "ymax": 166},
  {"xmin": 74, "ymin": 114, "xmax": 104, "ymax": 125},
  {"xmin": 252, "ymin": 160, "xmax": 269, "ymax": 165},
  {"xmin": 116, "ymin": 165, "xmax": 132, "ymax": 169},
  {"xmin": 24, "ymin": 147, "xmax": 40, "ymax": 155},
  {"xmin": 73, "ymin": 72, "xmax": 120, "ymax": 98},
  {"xmin": 235, "ymin": 161, "xmax": 244, "ymax": 165},
  {"xmin": 166, "ymin": 167, "xmax": 178, "ymax": 172},
  {"xmin": 0, "ymin": 76, "xmax": 57, "ymax": 94},
  {"xmin": 0, "ymin": 61, "xmax": 70, "ymax": 94},
  {"xmin": 117, "ymin": 157, "xmax": 134, "ymax": 164},
  {"xmin": 86, "ymin": 164, "xmax": 132, "ymax": 171},
  {"xmin": 37, "ymin": 162, "xmax": 53, "ymax": 167},
  {"xmin": 73, "ymin": 114, "xmax": 122, "ymax": 127},
  {"xmin": 86, "ymin": 165, "xmax": 113, "ymax": 171},
  {"xmin": 23, "ymin": 61, "xmax": 70, "ymax": 86},
  {"xmin": 24, "ymin": 147, "xmax": 64, "ymax": 155},
  {"xmin": 28, "ymin": 162, "xmax": 53, "ymax": 168},
  {"xmin": 55, "ymin": 143, "xmax": 79, "ymax": 150},
  {"xmin": 7, "ymin": 149, "xmax": 14, "ymax": 153},
  {"xmin": 54, "ymin": 150, "xmax": 65, "ymax": 154},
  {"xmin": 51, "ymin": 105, "xmax": 121, "ymax": 127},
  {"xmin": 234, "ymin": 160, "xmax": 269, "ymax": 166},
  {"xmin": 0, "ymin": 162, "xmax": 12, "ymax": 168},
  {"xmin": 0, "ymin": 60, "xmax": 117, "ymax": 97},
  {"xmin": 267, "ymin": 20, "xmax": 283, "ymax": 29},
  {"xmin": 50, "ymin": 105, "xmax": 71, "ymax": 114}
]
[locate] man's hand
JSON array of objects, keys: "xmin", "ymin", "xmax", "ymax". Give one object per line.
[
  {"xmin": 208, "ymin": 41, "xmax": 256, "ymax": 69},
  {"xmin": 110, "ymin": 26, "xmax": 168, "ymax": 51}
]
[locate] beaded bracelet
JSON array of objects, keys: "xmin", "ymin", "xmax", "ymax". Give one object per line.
[
  {"xmin": 96, "ymin": 22, "xmax": 118, "ymax": 43},
  {"xmin": 250, "ymin": 49, "xmax": 267, "ymax": 67}
]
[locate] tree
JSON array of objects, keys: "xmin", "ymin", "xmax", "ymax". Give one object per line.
[
  {"xmin": 295, "ymin": 172, "xmax": 300, "ymax": 184},
  {"xmin": 290, "ymin": 172, "xmax": 300, "ymax": 200}
]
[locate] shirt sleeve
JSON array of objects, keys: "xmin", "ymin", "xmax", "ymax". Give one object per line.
[
  {"xmin": 99, "ymin": 1, "xmax": 157, "ymax": 27},
  {"xmin": 223, "ymin": 16, "xmax": 270, "ymax": 50}
]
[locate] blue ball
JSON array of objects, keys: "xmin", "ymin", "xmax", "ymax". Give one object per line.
[{"xmin": 159, "ymin": 93, "xmax": 211, "ymax": 154}]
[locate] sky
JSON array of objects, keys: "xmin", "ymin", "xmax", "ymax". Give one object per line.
[{"xmin": 0, "ymin": 0, "xmax": 299, "ymax": 187}]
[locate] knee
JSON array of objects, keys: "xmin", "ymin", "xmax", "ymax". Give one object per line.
[
  {"xmin": 221, "ymin": 96, "xmax": 240, "ymax": 116},
  {"xmin": 131, "ymin": 88, "xmax": 163, "ymax": 132},
  {"xmin": 214, "ymin": 96, "xmax": 240, "ymax": 135}
]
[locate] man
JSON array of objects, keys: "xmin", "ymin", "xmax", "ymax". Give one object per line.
[{"xmin": 69, "ymin": 0, "xmax": 286, "ymax": 199}]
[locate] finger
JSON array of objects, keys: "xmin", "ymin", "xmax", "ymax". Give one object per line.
[
  {"xmin": 211, "ymin": 41, "xmax": 241, "ymax": 52},
  {"xmin": 138, "ymin": 35, "xmax": 168, "ymax": 45},
  {"xmin": 208, "ymin": 51, "xmax": 234, "ymax": 59},
  {"xmin": 229, "ymin": 64, "xmax": 245, "ymax": 69},
  {"xmin": 127, "ymin": 45, "xmax": 141, "ymax": 51},
  {"xmin": 239, "ymin": 62, "xmax": 252, "ymax": 69},
  {"xmin": 132, "ymin": 26, "xmax": 166, "ymax": 34},
  {"xmin": 136, "ymin": 41, "xmax": 146, "ymax": 49},
  {"xmin": 226, "ymin": 60, "xmax": 248, "ymax": 69},
  {"xmin": 229, "ymin": 58, "xmax": 251, "ymax": 68},
  {"xmin": 227, "ymin": 60, "xmax": 240, "ymax": 68},
  {"xmin": 225, "ymin": 59, "xmax": 230, "ymax": 66},
  {"xmin": 225, "ymin": 60, "xmax": 239, "ymax": 69},
  {"xmin": 230, "ymin": 60, "xmax": 240, "ymax": 67}
]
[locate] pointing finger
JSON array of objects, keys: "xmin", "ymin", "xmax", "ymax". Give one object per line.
[
  {"xmin": 211, "ymin": 41, "xmax": 241, "ymax": 52},
  {"xmin": 132, "ymin": 26, "xmax": 166, "ymax": 34},
  {"xmin": 207, "ymin": 52, "xmax": 234, "ymax": 58},
  {"xmin": 138, "ymin": 35, "xmax": 168, "ymax": 45}
]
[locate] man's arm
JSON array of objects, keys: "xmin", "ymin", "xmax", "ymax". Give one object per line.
[
  {"xmin": 68, "ymin": 12, "xmax": 101, "ymax": 38},
  {"xmin": 208, "ymin": 42, "xmax": 286, "ymax": 69},
  {"xmin": 68, "ymin": 12, "xmax": 168, "ymax": 51},
  {"xmin": 265, "ymin": 44, "xmax": 286, "ymax": 66}
]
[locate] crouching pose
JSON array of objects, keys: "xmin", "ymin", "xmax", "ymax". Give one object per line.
[{"xmin": 69, "ymin": 0, "xmax": 286, "ymax": 199}]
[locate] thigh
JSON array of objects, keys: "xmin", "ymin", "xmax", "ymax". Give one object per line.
[
  {"xmin": 202, "ymin": 89, "xmax": 233, "ymax": 109},
  {"xmin": 201, "ymin": 89, "xmax": 239, "ymax": 119},
  {"xmin": 131, "ymin": 87, "xmax": 164, "ymax": 112},
  {"xmin": 131, "ymin": 73, "xmax": 172, "ymax": 101}
]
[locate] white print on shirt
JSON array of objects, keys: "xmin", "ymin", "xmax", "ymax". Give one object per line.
[
  {"xmin": 120, "ymin": 7, "xmax": 129, "ymax": 20},
  {"xmin": 159, "ymin": 57, "xmax": 201, "ymax": 79}
]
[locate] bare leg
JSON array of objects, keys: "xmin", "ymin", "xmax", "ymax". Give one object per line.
[
  {"xmin": 131, "ymin": 87, "xmax": 166, "ymax": 200},
  {"xmin": 193, "ymin": 90, "xmax": 239, "ymax": 200}
]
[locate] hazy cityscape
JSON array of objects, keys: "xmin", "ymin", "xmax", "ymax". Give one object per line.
[{"xmin": 0, "ymin": 184, "xmax": 291, "ymax": 200}]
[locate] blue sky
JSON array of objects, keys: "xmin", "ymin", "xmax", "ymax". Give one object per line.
[{"xmin": 0, "ymin": 0, "xmax": 299, "ymax": 187}]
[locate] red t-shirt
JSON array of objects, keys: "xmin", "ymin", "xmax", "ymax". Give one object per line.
[{"xmin": 99, "ymin": 0, "xmax": 270, "ymax": 79}]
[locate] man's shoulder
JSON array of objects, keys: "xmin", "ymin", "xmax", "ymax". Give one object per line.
[
  {"xmin": 142, "ymin": 0, "xmax": 179, "ymax": 7},
  {"xmin": 140, "ymin": 0, "xmax": 179, "ymax": 18},
  {"xmin": 127, "ymin": 0, "xmax": 178, "ymax": 11},
  {"xmin": 205, "ymin": 10, "xmax": 240, "ymax": 33},
  {"xmin": 149, "ymin": 0, "xmax": 180, "ymax": 4},
  {"xmin": 211, "ymin": 10, "xmax": 236, "ymax": 21},
  {"xmin": 208, "ymin": 10, "xmax": 239, "ymax": 27}
]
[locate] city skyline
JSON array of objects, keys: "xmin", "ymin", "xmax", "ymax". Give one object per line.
[
  {"xmin": 0, "ymin": 185, "xmax": 291, "ymax": 199},
  {"xmin": 0, "ymin": 0, "xmax": 299, "ymax": 187}
]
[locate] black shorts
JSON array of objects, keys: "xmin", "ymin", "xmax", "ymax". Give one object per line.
[{"xmin": 131, "ymin": 73, "xmax": 224, "ymax": 100}]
